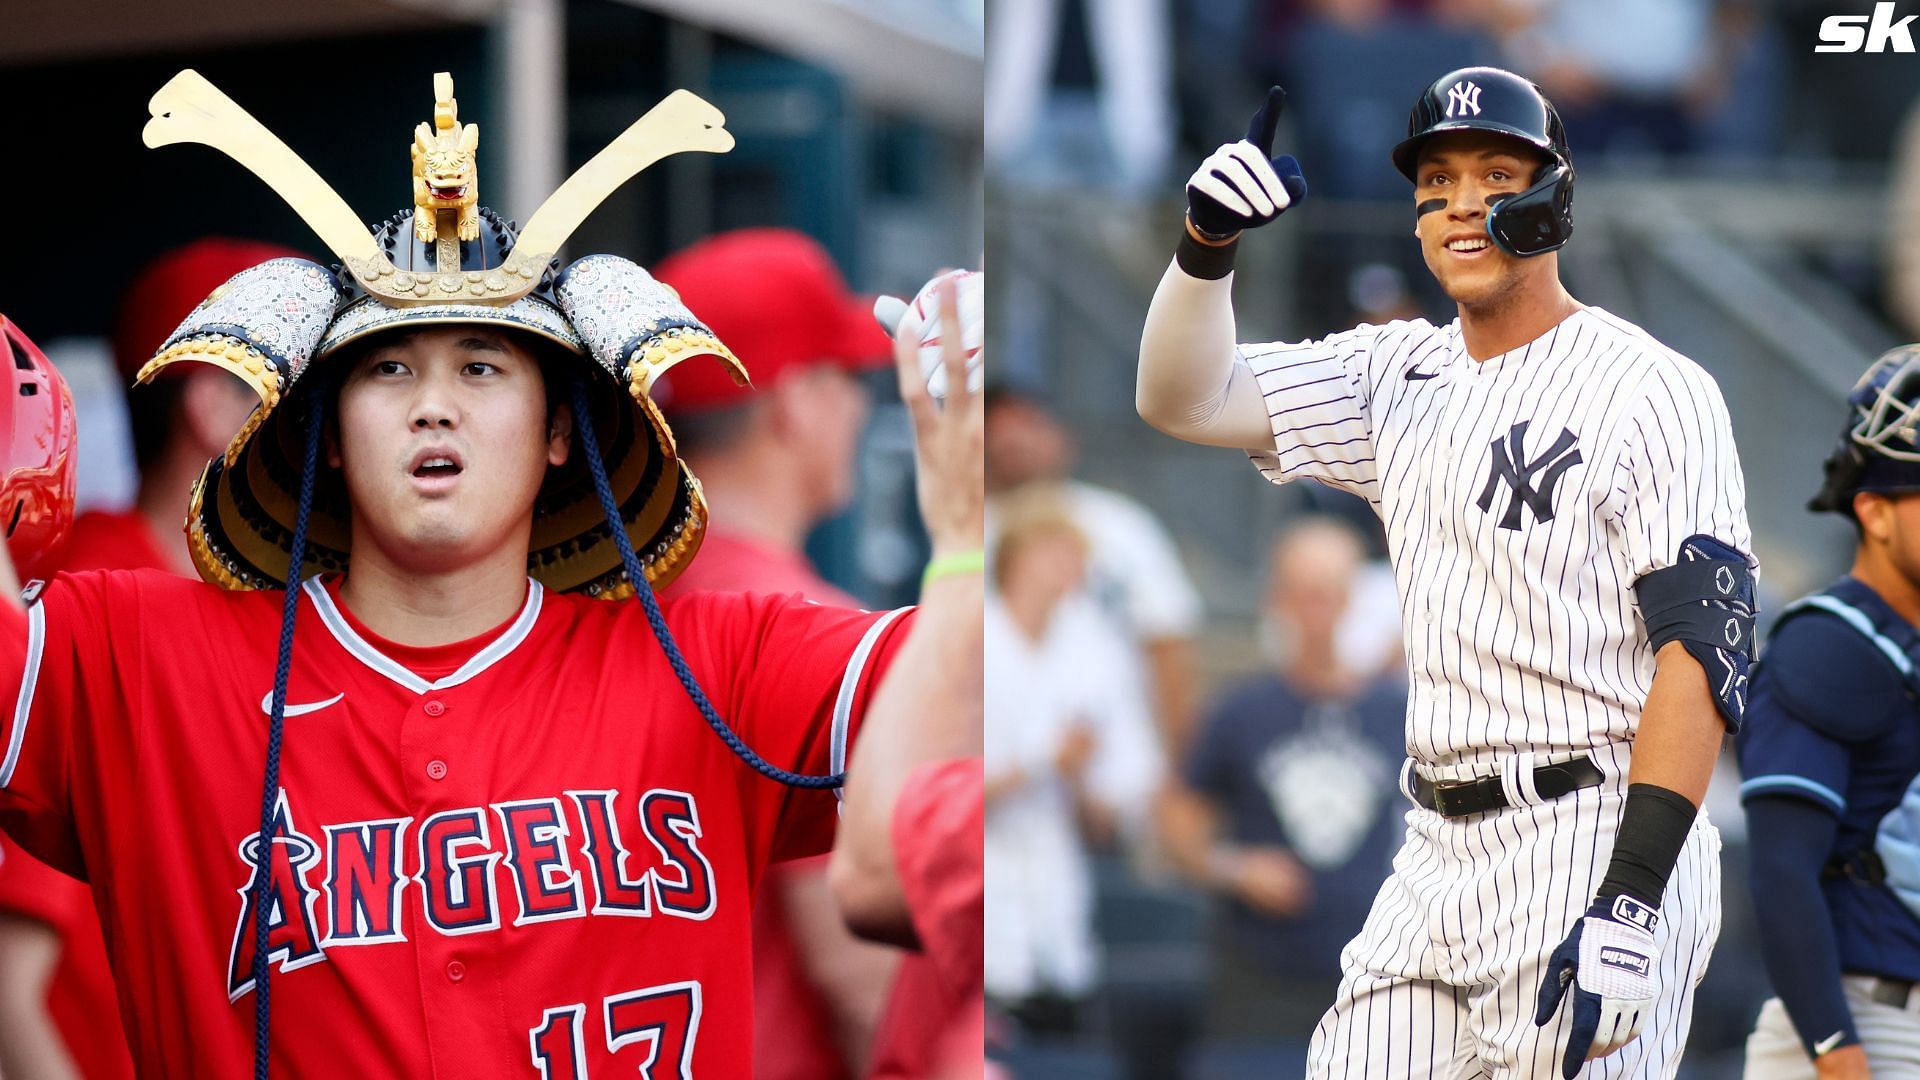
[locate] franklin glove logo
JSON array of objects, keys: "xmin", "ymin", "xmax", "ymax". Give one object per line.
[
  {"xmin": 1598, "ymin": 946, "xmax": 1652, "ymax": 977},
  {"xmin": 1475, "ymin": 421, "xmax": 1582, "ymax": 530},
  {"xmin": 1818, "ymin": 2, "xmax": 1917, "ymax": 52}
]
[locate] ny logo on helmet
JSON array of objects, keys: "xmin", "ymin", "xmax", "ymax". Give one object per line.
[
  {"xmin": 1446, "ymin": 81, "xmax": 1483, "ymax": 118},
  {"xmin": 1475, "ymin": 421, "xmax": 1582, "ymax": 530}
]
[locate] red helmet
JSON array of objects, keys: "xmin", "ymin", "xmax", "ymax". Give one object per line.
[{"xmin": 0, "ymin": 316, "xmax": 76, "ymax": 579}]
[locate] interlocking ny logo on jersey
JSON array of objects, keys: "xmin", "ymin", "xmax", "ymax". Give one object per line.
[
  {"xmin": 1475, "ymin": 421, "xmax": 1582, "ymax": 530},
  {"xmin": 1446, "ymin": 81, "xmax": 1482, "ymax": 117}
]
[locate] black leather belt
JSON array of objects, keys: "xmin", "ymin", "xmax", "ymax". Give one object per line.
[
  {"xmin": 1410, "ymin": 756, "xmax": 1604, "ymax": 818},
  {"xmin": 1824, "ymin": 849, "xmax": 1888, "ymax": 885},
  {"xmin": 1863, "ymin": 976, "xmax": 1916, "ymax": 1009}
]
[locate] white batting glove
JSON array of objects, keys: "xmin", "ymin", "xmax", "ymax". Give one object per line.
[
  {"xmin": 1533, "ymin": 896, "xmax": 1661, "ymax": 1078},
  {"xmin": 1185, "ymin": 86, "xmax": 1308, "ymax": 239}
]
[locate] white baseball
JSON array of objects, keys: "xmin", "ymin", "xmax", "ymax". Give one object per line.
[{"xmin": 874, "ymin": 269, "xmax": 984, "ymax": 399}]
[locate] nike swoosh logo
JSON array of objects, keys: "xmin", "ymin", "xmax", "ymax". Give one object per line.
[
  {"xmin": 1815, "ymin": 1030, "xmax": 1847, "ymax": 1056},
  {"xmin": 1405, "ymin": 370, "xmax": 1440, "ymax": 381},
  {"xmin": 260, "ymin": 692, "xmax": 346, "ymax": 718}
]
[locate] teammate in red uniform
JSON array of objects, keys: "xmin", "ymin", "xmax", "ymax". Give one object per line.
[
  {"xmin": 655, "ymin": 228, "xmax": 896, "ymax": 605},
  {"xmin": 654, "ymin": 228, "xmax": 903, "ymax": 1079},
  {"xmin": 0, "ymin": 72, "xmax": 983, "ymax": 1077},
  {"xmin": 834, "ymin": 273, "xmax": 986, "ymax": 1080},
  {"xmin": 0, "ymin": 312, "xmax": 130, "ymax": 1080},
  {"xmin": 0, "ymin": 240, "xmax": 285, "ymax": 1080}
]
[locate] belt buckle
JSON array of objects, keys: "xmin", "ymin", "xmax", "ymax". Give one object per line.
[
  {"xmin": 1430, "ymin": 780, "xmax": 1476, "ymax": 817},
  {"xmin": 1872, "ymin": 978, "xmax": 1914, "ymax": 1009}
]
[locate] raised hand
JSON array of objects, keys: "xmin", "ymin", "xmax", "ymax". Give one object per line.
[
  {"xmin": 892, "ymin": 274, "xmax": 983, "ymax": 560},
  {"xmin": 1185, "ymin": 86, "xmax": 1310, "ymax": 240}
]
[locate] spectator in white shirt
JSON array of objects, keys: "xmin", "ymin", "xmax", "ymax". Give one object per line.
[
  {"xmin": 985, "ymin": 386, "xmax": 1205, "ymax": 756},
  {"xmin": 985, "ymin": 491, "xmax": 1163, "ymax": 1036}
]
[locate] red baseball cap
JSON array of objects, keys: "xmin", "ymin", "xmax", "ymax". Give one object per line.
[
  {"xmin": 114, "ymin": 237, "xmax": 310, "ymax": 383},
  {"xmin": 651, "ymin": 228, "xmax": 892, "ymax": 413}
]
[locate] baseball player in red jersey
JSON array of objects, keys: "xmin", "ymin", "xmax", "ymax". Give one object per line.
[
  {"xmin": 0, "ymin": 71, "xmax": 984, "ymax": 1079},
  {"xmin": 0, "ymin": 314, "xmax": 130, "ymax": 1080},
  {"xmin": 653, "ymin": 228, "xmax": 904, "ymax": 1080},
  {"xmin": 0, "ymin": 241, "xmax": 284, "ymax": 1079},
  {"xmin": 835, "ymin": 269, "xmax": 986, "ymax": 1080}
]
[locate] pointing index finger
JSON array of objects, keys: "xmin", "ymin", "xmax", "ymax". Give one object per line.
[{"xmin": 1245, "ymin": 86, "xmax": 1286, "ymax": 156}]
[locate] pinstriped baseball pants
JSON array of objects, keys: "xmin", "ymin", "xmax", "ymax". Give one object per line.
[{"xmin": 1305, "ymin": 784, "xmax": 1723, "ymax": 1079}]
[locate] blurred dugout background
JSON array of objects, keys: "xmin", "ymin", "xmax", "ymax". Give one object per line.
[
  {"xmin": 984, "ymin": 0, "xmax": 1920, "ymax": 1077},
  {"xmin": 0, "ymin": 0, "xmax": 982, "ymax": 609}
]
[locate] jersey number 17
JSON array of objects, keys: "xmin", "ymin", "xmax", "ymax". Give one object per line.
[{"xmin": 529, "ymin": 980, "xmax": 701, "ymax": 1079}]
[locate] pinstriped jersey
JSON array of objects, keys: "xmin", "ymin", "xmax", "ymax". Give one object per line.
[{"xmin": 1242, "ymin": 307, "xmax": 1752, "ymax": 770}]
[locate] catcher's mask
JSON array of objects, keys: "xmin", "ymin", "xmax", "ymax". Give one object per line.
[
  {"xmin": 1394, "ymin": 66, "xmax": 1575, "ymax": 258},
  {"xmin": 1812, "ymin": 345, "xmax": 1920, "ymax": 517}
]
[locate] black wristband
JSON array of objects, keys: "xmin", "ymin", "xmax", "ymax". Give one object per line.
[
  {"xmin": 1596, "ymin": 783, "xmax": 1698, "ymax": 907},
  {"xmin": 1176, "ymin": 222, "xmax": 1239, "ymax": 280}
]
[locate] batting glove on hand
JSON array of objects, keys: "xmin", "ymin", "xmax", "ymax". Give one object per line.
[
  {"xmin": 1186, "ymin": 86, "xmax": 1309, "ymax": 239},
  {"xmin": 1533, "ymin": 896, "xmax": 1661, "ymax": 1078}
]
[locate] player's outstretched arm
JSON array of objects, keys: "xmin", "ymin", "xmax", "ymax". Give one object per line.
[
  {"xmin": 1137, "ymin": 262, "xmax": 1271, "ymax": 449},
  {"xmin": 1138, "ymin": 87, "xmax": 1307, "ymax": 450},
  {"xmin": 830, "ymin": 276, "xmax": 983, "ymax": 944}
]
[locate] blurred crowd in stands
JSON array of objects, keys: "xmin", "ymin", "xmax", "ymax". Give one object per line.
[{"xmin": 991, "ymin": 0, "xmax": 1920, "ymax": 197}]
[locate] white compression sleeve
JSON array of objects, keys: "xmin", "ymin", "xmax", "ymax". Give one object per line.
[{"xmin": 1136, "ymin": 258, "xmax": 1275, "ymax": 450}]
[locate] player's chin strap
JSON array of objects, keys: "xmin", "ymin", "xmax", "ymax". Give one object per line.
[
  {"xmin": 571, "ymin": 379, "xmax": 845, "ymax": 790},
  {"xmin": 252, "ymin": 377, "xmax": 325, "ymax": 1080}
]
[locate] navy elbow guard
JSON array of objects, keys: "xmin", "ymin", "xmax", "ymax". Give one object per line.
[{"xmin": 1633, "ymin": 534, "xmax": 1756, "ymax": 730}]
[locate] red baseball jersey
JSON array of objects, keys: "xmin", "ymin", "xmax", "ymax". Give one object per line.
[
  {"xmin": 0, "ymin": 507, "xmax": 165, "ymax": 1080},
  {"xmin": 0, "ymin": 568, "xmax": 911, "ymax": 1077},
  {"xmin": 868, "ymin": 759, "xmax": 984, "ymax": 1080}
]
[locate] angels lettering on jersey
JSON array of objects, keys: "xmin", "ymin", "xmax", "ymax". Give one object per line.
[{"xmin": 229, "ymin": 786, "xmax": 715, "ymax": 999}]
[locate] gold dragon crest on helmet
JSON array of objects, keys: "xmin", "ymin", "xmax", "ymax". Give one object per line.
[{"xmin": 411, "ymin": 73, "xmax": 480, "ymax": 245}]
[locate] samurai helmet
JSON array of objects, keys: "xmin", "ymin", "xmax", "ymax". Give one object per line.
[{"xmin": 137, "ymin": 70, "xmax": 748, "ymax": 596}]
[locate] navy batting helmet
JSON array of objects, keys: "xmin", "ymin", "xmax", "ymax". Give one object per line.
[
  {"xmin": 1392, "ymin": 67, "xmax": 1574, "ymax": 258},
  {"xmin": 1812, "ymin": 346, "xmax": 1920, "ymax": 516}
]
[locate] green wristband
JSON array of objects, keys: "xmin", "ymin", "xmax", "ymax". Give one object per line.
[{"xmin": 921, "ymin": 549, "xmax": 985, "ymax": 589}]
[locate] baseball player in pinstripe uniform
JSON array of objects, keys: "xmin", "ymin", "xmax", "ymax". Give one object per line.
[{"xmin": 1136, "ymin": 67, "xmax": 1756, "ymax": 1078}]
